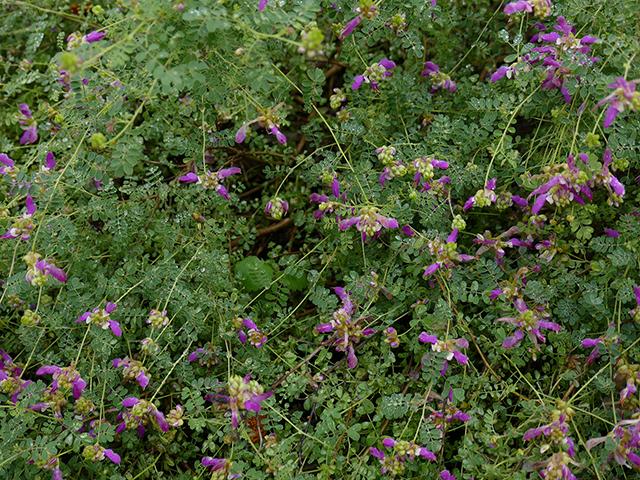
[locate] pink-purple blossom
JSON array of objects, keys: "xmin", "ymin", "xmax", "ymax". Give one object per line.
[
  {"xmin": 504, "ymin": 0, "xmax": 552, "ymax": 18},
  {"xmin": 339, "ymin": 207, "xmax": 398, "ymax": 242},
  {"xmin": 421, "ymin": 62, "xmax": 457, "ymax": 93},
  {"xmin": 26, "ymin": 258, "xmax": 67, "ymax": 285},
  {"xmin": 370, "ymin": 437, "xmax": 436, "ymax": 476},
  {"xmin": 179, "ymin": 167, "xmax": 241, "ymax": 200},
  {"xmin": 116, "ymin": 397, "xmax": 170, "ymax": 436},
  {"xmin": 113, "ymin": 357, "xmax": 150, "ymax": 388},
  {"xmin": 85, "ymin": 31, "xmax": 106, "ymax": 43},
  {"xmin": 76, "ymin": 302, "xmax": 121, "ymax": 336},
  {"xmin": 316, "ymin": 287, "xmax": 375, "ymax": 369},
  {"xmin": 464, "ymin": 178, "xmax": 497, "ymax": 210},
  {"xmin": 237, "ymin": 317, "xmax": 267, "ymax": 347},
  {"xmin": 2, "ymin": 196, "xmax": 36, "ymax": 240},
  {"xmin": 36, "ymin": 363, "xmax": 87, "ymax": 399},
  {"xmin": 496, "ymin": 298, "xmax": 561, "ymax": 351},
  {"xmin": 524, "ymin": 413, "xmax": 575, "ymax": 458},
  {"xmin": 594, "ymin": 77, "xmax": 639, "ymax": 128},
  {"xmin": 424, "ymin": 229, "xmax": 475, "ymax": 276},
  {"xmin": 202, "ymin": 457, "xmax": 241, "ymax": 478},
  {"xmin": 18, "ymin": 103, "xmax": 38, "ymax": 144},
  {"xmin": 352, "ymin": 59, "xmax": 396, "ymax": 92},
  {"xmin": 419, "ymin": 333, "xmax": 468, "ymax": 375}
]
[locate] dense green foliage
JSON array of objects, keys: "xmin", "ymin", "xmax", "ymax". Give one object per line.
[{"xmin": 1, "ymin": 0, "xmax": 640, "ymax": 478}]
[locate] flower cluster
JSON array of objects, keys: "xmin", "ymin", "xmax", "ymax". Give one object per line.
[
  {"xmin": 234, "ymin": 317, "xmax": 268, "ymax": 347},
  {"xmin": 76, "ymin": 302, "xmax": 121, "ymax": 336},
  {"xmin": 524, "ymin": 413, "xmax": 576, "ymax": 457},
  {"xmin": 496, "ymin": 298, "xmax": 560, "ymax": 357},
  {"xmin": 352, "ymin": 59, "xmax": 396, "ymax": 92},
  {"xmin": 201, "ymin": 457, "xmax": 241, "ymax": 479},
  {"xmin": 339, "ymin": 207, "xmax": 399, "ymax": 242},
  {"xmin": 220, "ymin": 374, "xmax": 273, "ymax": 428},
  {"xmin": 235, "ymin": 106, "xmax": 286, "ymax": 144},
  {"xmin": 36, "ymin": 363, "xmax": 87, "ymax": 399},
  {"xmin": 463, "ymin": 178, "xmax": 498, "ymax": 210},
  {"xmin": 528, "ymin": 150, "xmax": 624, "ymax": 214},
  {"xmin": 504, "ymin": 0, "xmax": 552, "ymax": 18},
  {"xmin": 298, "ymin": 21, "xmax": 325, "ymax": 57},
  {"xmin": 419, "ymin": 333, "xmax": 469, "ymax": 376},
  {"xmin": 116, "ymin": 397, "xmax": 170, "ymax": 436},
  {"xmin": 386, "ymin": 13, "xmax": 407, "ymax": 34},
  {"xmin": 384, "ymin": 327, "xmax": 399, "ymax": 348},
  {"xmin": 0, "ymin": 350, "xmax": 32, "ymax": 403},
  {"xmin": 473, "ymin": 226, "xmax": 521, "ymax": 265},
  {"xmin": 24, "ymin": 252, "xmax": 67, "ymax": 286},
  {"xmin": 424, "ymin": 229, "xmax": 475, "ymax": 276},
  {"xmin": 66, "ymin": 30, "xmax": 106, "ymax": 50},
  {"xmin": 82, "ymin": 444, "xmax": 121, "ymax": 464},
  {"xmin": 581, "ymin": 322, "xmax": 619, "ymax": 364},
  {"xmin": 179, "ymin": 167, "xmax": 241, "ymax": 200},
  {"xmin": 189, "ymin": 343, "xmax": 221, "ymax": 367},
  {"xmin": 595, "ymin": 77, "xmax": 640, "ymax": 128},
  {"xmin": 2, "ymin": 196, "xmax": 37, "ymax": 241},
  {"xmin": 412, "ymin": 157, "xmax": 449, "ymax": 186},
  {"xmin": 147, "ymin": 309, "xmax": 168, "ymax": 328},
  {"xmin": 339, "ymin": 0, "xmax": 377, "ymax": 39},
  {"xmin": 587, "ymin": 418, "xmax": 640, "ymax": 469},
  {"xmin": 113, "ymin": 357, "xmax": 150, "ymax": 388},
  {"xmin": 630, "ymin": 285, "xmax": 640, "ymax": 322},
  {"xmin": 265, "ymin": 197, "xmax": 289, "ymax": 220},
  {"xmin": 369, "ymin": 437, "xmax": 436, "ymax": 477},
  {"xmin": 421, "ymin": 62, "xmax": 456, "ymax": 93},
  {"xmin": 317, "ymin": 287, "xmax": 375, "ymax": 368},
  {"xmin": 0, "ymin": 153, "xmax": 19, "ymax": 180},
  {"xmin": 427, "ymin": 389, "xmax": 471, "ymax": 429},
  {"xmin": 18, "ymin": 104, "xmax": 38, "ymax": 144},
  {"xmin": 615, "ymin": 359, "xmax": 640, "ymax": 404},
  {"xmin": 531, "ymin": 17, "xmax": 598, "ymax": 103}
]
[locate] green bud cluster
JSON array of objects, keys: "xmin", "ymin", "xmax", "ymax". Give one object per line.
[
  {"xmin": 299, "ymin": 22, "xmax": 324, "ymax": 58},
  {"xmin": 376, "ymin": 146, "xmax": 396, "ymax": 166},
  {"xmin": 147, "ymin": 310, "xmax": 168, "ymax": 328},
  {"xmin": 330, "ymin": 88, "xmax": 346, "ymax": 110},
  {"xmin": 495, "ymin": 193, "xmax": 513, "ymax": 212},
  {"xmin": 75, "ymin": 396, "xmax": 96, "ymax": 415},
  {"xmin": 336, "ymin": 108, "xmax": 351, "ymax": 122},
  {"xmin": 21, "ymin": 309, "xmax": 41, "ymax": 326}
]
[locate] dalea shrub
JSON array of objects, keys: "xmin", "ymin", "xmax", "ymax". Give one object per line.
[{"xmin": 1, "ymin": 0, "xmax": 640, "ymax": 479}]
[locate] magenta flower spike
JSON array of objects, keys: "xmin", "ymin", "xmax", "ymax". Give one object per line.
[
  {"xmin": 18, "ymin": 103, "xmax": 38, "ymax": 144},
  {"xmin": 340, "ymin": 15, "xmax": 363, "ymax": 39}
]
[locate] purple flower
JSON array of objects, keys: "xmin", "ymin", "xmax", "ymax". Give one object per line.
[
  {"xmin": 340, "ymin": 15, "xmax": 363, "ymax": 39},
  {"xmin": 265, "ymin": 197, "xmax": 289, "ymax": 220},
  {"xmin": 202, "ymin": 457, "xmax": 241, "ymax": 478},
  {"xmin": 316, "ymin": 287, "xmax": 374, "ymax": 369},
  {"xmin": 26, "ymin": 257, "xmax": 67, "ymax": 286},
  {"xmin": 464, "ymin": 178, "xmax": 497, "ymax": 210},
  {"xmin": 352, "ymin": 59, "xmax": 396, "ymax": 92},
  {"xmin": 370, "ymin": 437, "xmax": 436, "ymax": 476},
  {"xmin": 236, "ymin": 317, "xmax": 267, "ymax": 347},
  {"xmin": 441, "ymin": 470, "xmax": 455, "ymax": 480},
  {"xmin": 421, "ymin": 62, "xmax": 457, "ymax": 93},
  {"xmin": 496, "ymin": 298, "xmax": 560, "ymax": 352},
  {"xmin": 605, "ymin": 228, "xmax": 619, "ymax": 238},
  {"xmin": 424, "ymin": 229, "xmax": 475, "ymax": 276},
  {"xmin": 117, "ymin": 397, "xmax": 169, "ymax": 435},
  {"xmin": 235, "ymin": 106, "xmax": 286, "ymax": 144},
  {"xmin": 85, "ymin": 31, "xmax": 106, "ymax": 43},
  {"xmin": 419, "ymin": 333, "xmax": 468, "ymax": 375},
  {"xmin": 179, "ymin": 167, "xmax": 241, "ymax": 200},
  {"xmin": 113, "ymin": 357, "xmax": 150, "ymax": 388},
  {"xmin": 36, "ymin": 363, "xmax": 87, "ymax": 399},
  {"xmin": 524, "ymin": 414, "xmax": 575, "ymax": 457},
  {"xmin": 413, "ymin": 157, "xmax": 449, "ymax": 185},
  {"xmin": 339, "ymin": 207, "xmax": 398, "ymax": 242},
  {"xmin": 18, "ymin": 104, "xmax": 38, "ymax": 144},
  {"xmin": 594, "ymin": 77, "xmax": 639, "ymax": 128},
  {"xmin": 630, "ymin": 286, "xmax": 640, "ymax": 322},
  {"xmin": 41, "ymin": 152, "xmax": 56, "ymax": 174},
  {"xmin": 258, "ymin": 0, "xmax": 268, "ymax": 11},
  {"xmin": 504, "ymin": 0, "xmax": 552, "ymax": 18},
  {"xmin": 0, "ymin": 154, "xmax": 19, "ymax": 179},
  {"xmin": 76, "ymin": 302, "xmax": 121, "ymax": 336},
  {"xmin": 218, "ymin": 374, "xmax": 273, "ymax": 428},
  {"xmin": 2, "ymin": 196, "xmax": 37, "ymax": 240}
]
